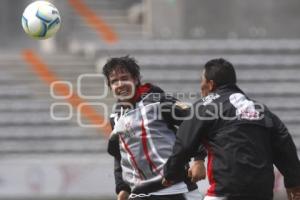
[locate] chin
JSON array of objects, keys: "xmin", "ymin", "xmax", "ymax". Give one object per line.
[{"xmin": 118, "ymin": 95, "xmax": 132, "ymax": 101}]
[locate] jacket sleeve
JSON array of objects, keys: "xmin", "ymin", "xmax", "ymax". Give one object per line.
[
  {"xmin": 107, "ymin": 118, "xmax": 131, "ymax": 194},
  {"xmin": 163, "ymin": 103, "xmax": 211, "ymax": 181},
  {"xmin": 114, "ymin": 157, "xmax": 131, "ymax": 194},
  {"xmin": 193, "ymin": 145, "xmax": 207, "ymax": 161},
  {"xmin": 160, "ymin": 96, "xmax": 207, "ymax": 161},
  {"xmin": 160, "ymin": 95, "xmax": 191, "ymax": 127},
  {"xmin": 270, "ymin": 112, "xmax": 300, "ymax": 188}
]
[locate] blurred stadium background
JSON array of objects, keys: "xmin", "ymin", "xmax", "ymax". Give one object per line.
[{"xmin": 0, "ymin": 0, "xmax": 299, "ymax": 199}]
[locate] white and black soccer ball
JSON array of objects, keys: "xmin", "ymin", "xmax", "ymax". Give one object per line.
[{"xmin": 22, "ymin": 1, "xmax": 61, "ymax": 40}]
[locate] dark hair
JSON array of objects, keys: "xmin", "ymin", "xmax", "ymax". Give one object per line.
[
  {"xmin": 204, "ymin": 58, "xmax": 237, "ymax": 88},
  {"xmin": 102, "ymin": 56, "xmax": 141, "ymax": 87}
]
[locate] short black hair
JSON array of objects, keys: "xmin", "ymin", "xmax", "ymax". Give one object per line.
[
  {"xmin": 102, "ymin": 56, "xmax": 141, "ymax": 87},
  {"xmin": 204, "ymin": 58, "xmax": 237, "ymax": 88}
]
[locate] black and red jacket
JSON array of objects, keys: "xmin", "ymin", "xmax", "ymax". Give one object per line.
[{"xmin": 164, "ymin": 84, "xmax": 300, "ymax": 199}]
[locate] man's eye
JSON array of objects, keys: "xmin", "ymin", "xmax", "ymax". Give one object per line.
[{"xmin": 110, "ymin": 80, "xmax": 117, "ymax": 84}]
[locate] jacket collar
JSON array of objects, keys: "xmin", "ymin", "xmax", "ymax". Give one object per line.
[
  {"xmin": 114, "ymin": 83, "xmax": 164, "ymax": 113},
  {"xmin": 215, "ymin": 84, "xmax": 245, "ymax": 95}
]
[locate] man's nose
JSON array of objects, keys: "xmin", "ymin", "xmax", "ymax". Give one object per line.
[{"xmin": 116, "ymin": 80, "xmax": 124, "ymax": 88}]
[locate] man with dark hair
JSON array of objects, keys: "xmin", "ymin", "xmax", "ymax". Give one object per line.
[
  {"xmin": 163, "ymin": 58, "xmax": 300, "ymax": 200},
  {"xmin": 103, "ymin": 56, "xmax": 206, "ymax": 200}
]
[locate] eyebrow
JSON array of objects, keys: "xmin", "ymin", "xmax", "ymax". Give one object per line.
[{"xmin": 109, "ymin": 74, "xmax": 130, "ymax": 82}]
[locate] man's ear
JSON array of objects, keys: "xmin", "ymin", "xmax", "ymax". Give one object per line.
[{"xmin": 208, "ymin": 80, "xmax": 216, "ymax": 92}]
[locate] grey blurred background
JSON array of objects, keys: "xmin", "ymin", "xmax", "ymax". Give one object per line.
[{"xmin": 0, "ymin": 0, "xmax": 299, "ymax": 199}]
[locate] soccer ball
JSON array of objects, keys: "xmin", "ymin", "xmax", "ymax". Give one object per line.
[{"xmin": 22, "ymin": 1, "xmax": 61, "ymax": 40}]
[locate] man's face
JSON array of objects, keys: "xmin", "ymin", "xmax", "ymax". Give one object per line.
[
  {"xmin": 108, "ymin": 68, "xmax": 137, "ymax": 101},
  {"xmin": 200, "ymin": 70, "xmax": 213, "ymax": 97}
]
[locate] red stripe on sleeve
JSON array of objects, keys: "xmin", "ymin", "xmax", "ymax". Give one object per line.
[{"xmin": 205, "ymin": 142, "xmax": 216, "ymax": 196}]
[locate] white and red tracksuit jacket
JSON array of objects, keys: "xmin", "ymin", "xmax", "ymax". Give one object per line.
[{"xmin": 107, "ymin": 83, "xmax": 206, "ymax": 195}]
